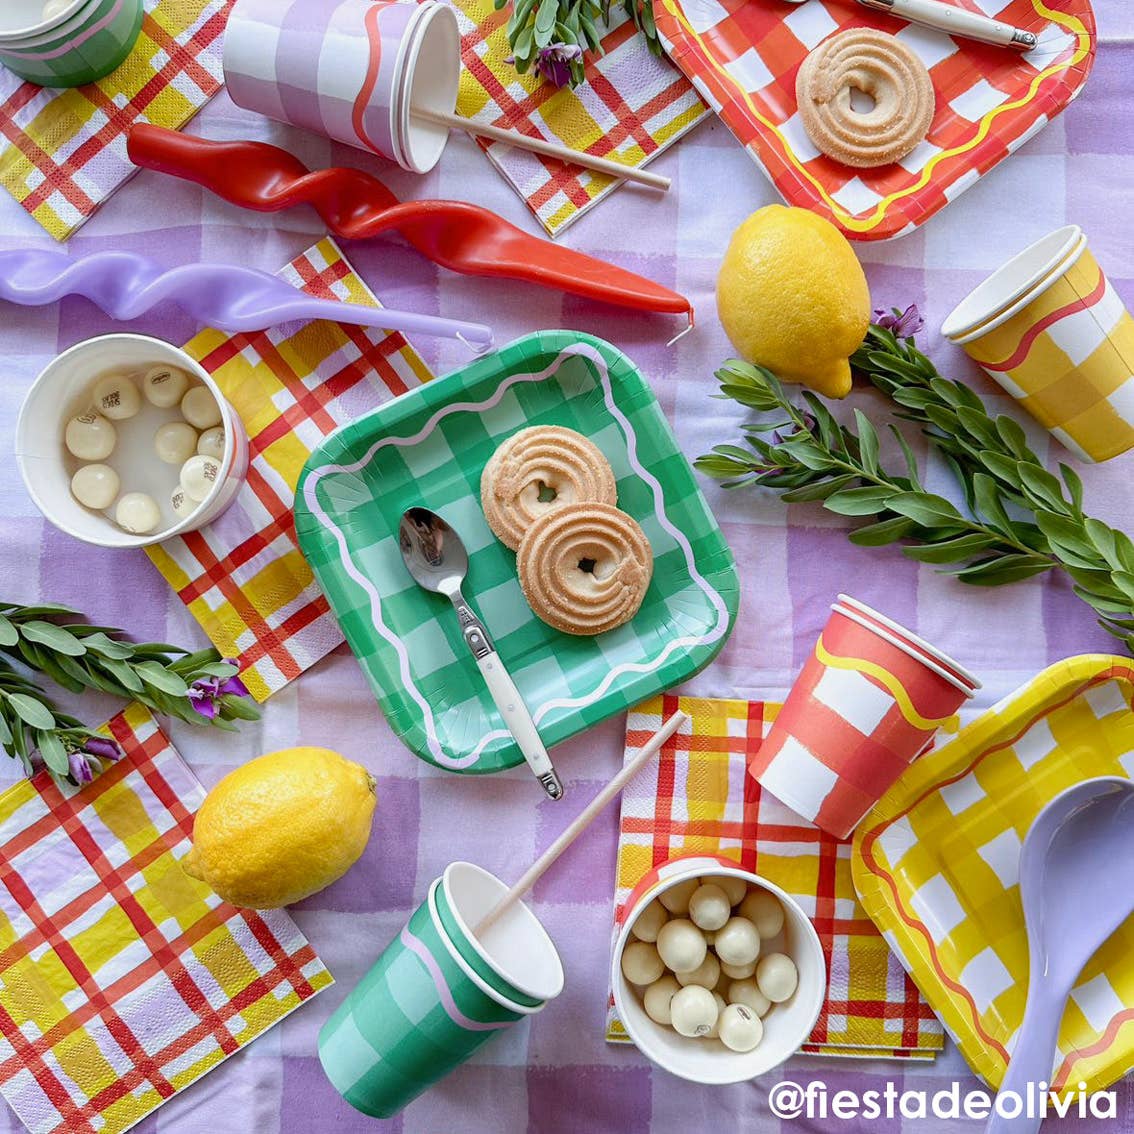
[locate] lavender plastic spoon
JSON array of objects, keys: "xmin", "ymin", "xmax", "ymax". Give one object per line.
[
  {"xmin": 0, "ymin": 248, "xmax": 494, "ymax": 349},
  {"xmin": 988, "ymin": 776, "xmax": 1134, "ymax": 1134}
]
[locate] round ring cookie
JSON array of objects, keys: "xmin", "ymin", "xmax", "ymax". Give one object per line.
[
  {"xmin": 481, "ymin": 425, "xmax": 617, "ymax": 550},
  {"xmin": 796, "ymin": 28, "xmax": 935, "ymax": 168},
  {"xmin": 517, "ymin": 503, "xmax": 653, "ymax": 636}
]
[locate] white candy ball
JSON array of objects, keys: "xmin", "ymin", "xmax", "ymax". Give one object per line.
[
  {"xmin": 180, "ymin": 386, "xmax": 222, "ymax": 429},
  {"xmin": 170, "ymin": 487, "xmax": 196, "ymax": 519},
  {"xmin": 659, "ymin": 878, "xmax": 699, "ymax": 915},
  {"xmin": 631, "ymin": 899, "xmax": 667, "ymax": 943},
  {"xmin": 621, "ymin": 941, "xmax": 665, "ymax": 986},
  {"xmin": 64, "ymin": 411, "xmax": 116, "ymax": 461},
  {"xmin": 707, "ymin": 993, "xmax": 727, "ymax": 1039},
  {"xmin": 728, "ymin": 978, "xmax": 771, "ymax": 1017},
  {"xmin": 739, "ymin": 889, "xmax": 785, "ymax": 940},
  {"xmin": 656, "ymin": 918, "xmax": 707, "ymax": 974},
  {"xmin": 669, "ymin": 984, "xmax": 719, "ymax": 1038},
  {"xmin": 756, "ymin": 953, "xmax": 798, "ymax": 1004},
  {"xmin": 70, "ymin": 464, "xmax": 119, "ymax": 510},
  {"xmin": 642, "ymin": 975, "xmax": 680, "ymax": 1026},
  {"xmin": 720, "ymin": 959, "xmax": 757, "ymax": 980},
  {"xmin": 718, "ymin": 1003, "xmax": 764, "ymax": 1052},
  {"xmin": 716, "ymin": 875, "xmax": 748, "ymax": 907},
  {"xmin": 688, "ymin": 883, "xmax": 732, "ymax": 931},
  {"xmin": 675, "ymin": 951, "xmax": 720, "ymax": 989},
  {"xmin": 197, "ymin": 426, "xmax": 226, "ymax": 461},
  {"xmin": 154, "ymin": 422, "xmax": 198, "ymax": 465},
  {"xmin": 115, "ymin": 492, "xmax": 160, "ymax": 535},
  {"xmin": 143, "ymin": 364, "xmax": 190, "ymax": 408},
  {"xmin": 179, "ymin": 454, "xmax": 221, "ymax": 503},
  {"xmin": 715, "ymin": 917, "xmax": 761, "ymax": 967},
  {"xmin": 91, "ymin": 373, "xmax": 141, "ymax": 421}
]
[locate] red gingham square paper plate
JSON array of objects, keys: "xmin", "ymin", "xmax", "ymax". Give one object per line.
[{"xmin": 654, "ymin": 0, "xmax": 1096, "ymax": 240}]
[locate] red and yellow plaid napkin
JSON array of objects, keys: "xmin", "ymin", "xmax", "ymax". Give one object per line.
[
  {"xmin": 606, "ymin": 694, "xmax": 944, "ymax": 1059},
  {"xmin": 0, "ymin": 703, "xmax": 332, "ymax": 1134},
  {"xmin": 0, "ymin": 0, "xmax": 230, "ymax": 240},
  {"xmin": 145, "ymin": 237, "xmax": 434, "ymax": 702},
  {"xmin": 450, "ymin": 0, "xmax": 707, "ymax": 235}
]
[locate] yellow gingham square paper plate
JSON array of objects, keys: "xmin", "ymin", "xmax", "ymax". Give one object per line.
[{"xmin": 853, "ymin": 654, "xmax": 1134, "ymax": 1092}]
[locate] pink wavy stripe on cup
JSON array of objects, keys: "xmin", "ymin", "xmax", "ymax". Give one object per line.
[
  {"xmin": 352, "ymin": 1, "xmax": 388, "ymax": 154},
  {"xmin": 399, "ymin": 926, "xmax": 509, "ymax": 1032},
  {"xmin": 14, "ymin": 0, "xmax": 131, "ymax": 59}
]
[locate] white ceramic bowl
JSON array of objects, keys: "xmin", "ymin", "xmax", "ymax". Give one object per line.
[
  {"xmin": 612, "ymin": 855, "xmax": 825, "ymax": 1085},
  {"xmin": 16, "ymin": 334, "xmax": 248, "ymax": 549}
]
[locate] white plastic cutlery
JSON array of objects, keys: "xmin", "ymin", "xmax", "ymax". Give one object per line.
[{"xmin": 855, "ymin": 0, "xmax": 1038, "ymax": 50}]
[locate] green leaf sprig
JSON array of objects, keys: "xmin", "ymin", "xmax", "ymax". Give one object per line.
[
  {"xmin": 0, "ymin": 602, "xmax": 260, "ymax": 785},
  {"xmin": 696, "ymin": 355, "xmax": 1134, "ymax": 652}
]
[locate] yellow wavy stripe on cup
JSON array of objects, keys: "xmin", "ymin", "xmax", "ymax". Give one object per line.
[{"xmin": 814, "ymin": 636, "xmax": 959, "ymax": 733}]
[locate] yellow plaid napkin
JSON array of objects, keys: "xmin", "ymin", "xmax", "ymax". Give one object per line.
[
  {"xmin": 145, "ymin": 237, "xmax": 434, "ymax": 702},
  {"xmin": 606, "ymin": 694, "xmax": 944, "ymax": 1059},
  {"xmin": 450, "ymin": 0, "xmax": 707, "ymax": 235},
  {"xmin": 0, "ymin": 0, "xmax": 230, "ymax": 239},
  {"xmin": 0, "ymin": 703, "xmax": 331, "ymax": 1134}
]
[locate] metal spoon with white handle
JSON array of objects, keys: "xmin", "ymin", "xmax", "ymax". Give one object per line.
[{"xmin": 399, "ymin": 507, "xmax": 563, "ymax": 800}]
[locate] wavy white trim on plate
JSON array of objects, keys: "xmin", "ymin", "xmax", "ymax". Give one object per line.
[{"xmin": 302, "ymin": 342, "xmax": 731, "ymax": 769}]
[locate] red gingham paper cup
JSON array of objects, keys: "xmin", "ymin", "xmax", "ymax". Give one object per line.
[{"xmin": 748, "ymin": 598, "xmax": 979, "ymax": 839}]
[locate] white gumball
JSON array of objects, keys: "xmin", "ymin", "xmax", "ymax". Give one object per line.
[
  {"xmin": 170, "ymin": 487, "xmax": 196, "ymax": 519},
  {"xmin": 180, "ymin": 386, "xmax": 222, "ymax": 429},
  {"xmin": 115, "ymin": 492, "xmax": 160, "ymax": 535},
  {"xmin": 720, "ymin": 959, "xmax": 756, "ymax": 980},
  {"xmin": 631, "ymin": 899, "xmax": 667, "ymax": 943},
  {"xmin": 716, "ymin": 875, "xmax": 748, "ymax": 907},
  {"xmin": 718, "ymin": 1003, "xmax": 764, "ymax": 1052},
  {"xmin": 143, "ymin": 364, "xmax": 190, "ymax": 408},
  {"xmin": 669, "ymin": 984, "xmax": 719, "ymax": 1038},
  {"xmin": 621, "ymin": 941, "xmax": 665, "ymax": 986},
  {"xmin": 715, "ymin": 917, "xmax": 761, "ymax": 967},
  {"xmin": 70, "ymin": 464, "xmax": 119, "ymax": 510},
  {"xmin": 64, "ymin": 411, "xmax": 116, "ymax": 461},
  {"xmin": 656, "ymin": 918, "xmax": 707, "ymax": 974},
  {"xmin": 197, "ymin": 426, "xmax": 226, "ymax": 461},
  {"xmin": 154, "ymin": 422, "xmax": 198, "ymax": 465},
  {"xmin": 707, "ymin": 993, "xmax": 727, "ymax": 1039},
  {"xmin": 728, "ymin": 978, "xmax": 772, "ymax": 1018},
  {"xmin": 688, "ymin": 883, "xmax": 731, "ymax": 931},
  {"xmin": 739, "ymin": 889, "xmax": 785, "ymax": 940},
  {"xmin": 756, "ymin": 953, "xmax": 798, "ymax": 1004},
  {"xmin": 659, "ymin": 878, "xmax": 699, "ymax": 915},
  {"xmin": 642, "ymin": 975, "xmax": 680, "ymax": 1026},
  {"xmin": 91, "ymin": 373, "xmax": 141, "ymax": 420},
  {"xmin": 179, "ymin": 454, "xmax": 220, "ymax": 502},
  {"xmin": 675, "ymin": 951, "xmax": 720, "ymax": 989}
]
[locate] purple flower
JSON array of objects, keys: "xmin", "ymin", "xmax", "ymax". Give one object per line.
[
  {"xmin": 68, "ymin": 751, "xmax": 93, "ymax": 784},
  {"xmin": 534, "ymin": 42, "xmax": 583, "ymax": 88},
  {"xmin": 873, "ymin": 303, "xmax": 924, "ymax": 338},
  {"xmin": 189, "ymin": 660, "xmax": 251, "ymax": 720},
  {"xmin": 82, "ymin": 736, "xmax": 121, "ymax": 762}
]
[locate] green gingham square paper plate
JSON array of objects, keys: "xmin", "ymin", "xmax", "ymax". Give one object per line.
[{"xmin": 294, "ymin": 331, "xmax": 739, "ymax": 774}]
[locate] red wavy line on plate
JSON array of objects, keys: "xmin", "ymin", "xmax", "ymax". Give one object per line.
[
  {"xmin": 1052, "ymin": 1008, "xmax": 1134, "ymax": 1090},
  {"xmin": 980, "ymin": 270, "xmax": 1107, "ymax": 372},
  {"xmin": 125, "ymin": 125, "xmax": 691, "ymax": 319},
  {"xmin": 352, "ymin": 3, "xmax": 385, "ymax": 155},
  {"xmin": 856, "ymin": 664, "xmax": 1134, "ymax": 1073}
]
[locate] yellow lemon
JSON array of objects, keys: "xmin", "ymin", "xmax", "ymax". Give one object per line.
[
  {"xmin": 716, "ymin": 205, "xmax": 871, "ymax": 398},
  {"xmin": 183, "ymin": 747, "xmax": 377, "ymax": 909}
]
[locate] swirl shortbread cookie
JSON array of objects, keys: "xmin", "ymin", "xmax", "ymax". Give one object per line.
[
  {"xmin": 516, "ymin": 502, "xmax": 653, "ymax": 636},
  {"xmin": 796, "ymin": 29, "xmax": 935, "ymax": 168},
  {"xmin": 481, "ymin": 425, "xmax": 617, "ymax": 551}
]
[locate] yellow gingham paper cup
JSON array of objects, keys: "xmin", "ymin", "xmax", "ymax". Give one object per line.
[{"xmin": 942, "ymin": 228, "xmax": 1134, "ymax": 463}]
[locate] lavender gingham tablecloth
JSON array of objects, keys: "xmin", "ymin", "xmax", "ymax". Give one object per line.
[{"xmin": 0, "ymin": 1, "xmax": 1131, "ymax": 1128}]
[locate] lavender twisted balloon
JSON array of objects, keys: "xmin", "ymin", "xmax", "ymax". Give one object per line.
[{"xmin": 0, "ymin": 248, "xmax": 493, "ymax": 349}]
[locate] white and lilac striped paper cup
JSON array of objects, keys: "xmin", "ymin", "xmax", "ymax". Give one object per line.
[{"xmin": 222, "ymin": 0, "xmax": 459, "ymax": 174}]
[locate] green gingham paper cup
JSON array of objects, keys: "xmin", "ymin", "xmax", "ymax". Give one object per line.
[
  {"xmin": 0, "ymin": 0, "xmax": 144, "ymax": 87},
  {"xmin": 318, "ymin": 869, "xmax": 563, "ymax": 1118}
]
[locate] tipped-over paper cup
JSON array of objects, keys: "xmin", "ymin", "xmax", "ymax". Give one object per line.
[
  {"xmin": 318, "ymin": 864, "xmax": 563, "ymax": 1118},
  {"xmin": 223, "ymin": 0, "xmax": 459, "ymax": 174},
  {"xmin": 942, "ymin": 227, "xmax": 1134, "ymax": 463},
  {"xmin": 748, "ymin": 597, "xmax": 978, "ymax": 839}
]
